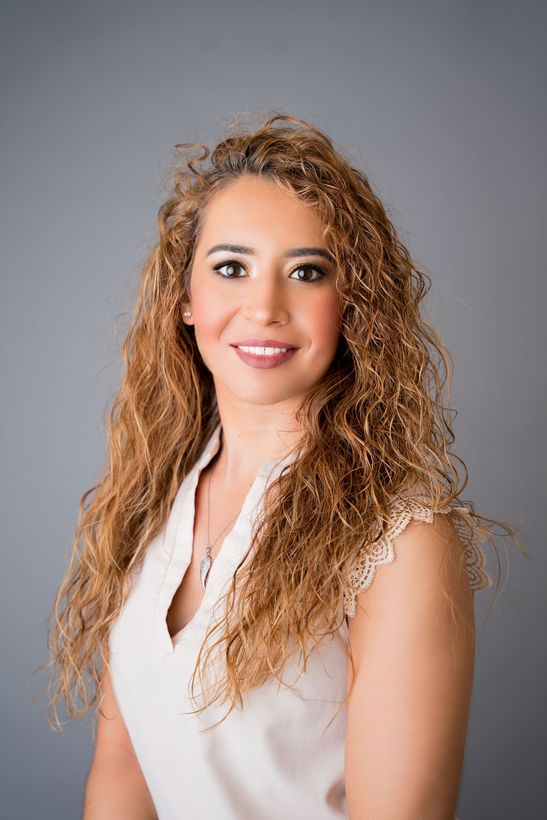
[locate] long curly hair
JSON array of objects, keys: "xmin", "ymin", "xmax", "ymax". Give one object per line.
[{"xmin": 40, "ymin": 111, "xmax": 525, "ymax": 733}]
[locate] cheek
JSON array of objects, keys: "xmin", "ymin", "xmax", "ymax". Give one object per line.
[
  {"xmin": 308, "ymin": 290, "xmax": 341, "ymax": 349},
  {"xmin": 191, "ymin": 289, "xmax": 230, "ymax": 341}
]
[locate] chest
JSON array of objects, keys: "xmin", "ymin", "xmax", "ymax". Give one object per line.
[
  {"xmin": 109, "ymin": 454, "xmax": 351, "ymax": 727},
  {"xmin": 165, "ymin": 464, "xmax": 257, "ymax": 641}
]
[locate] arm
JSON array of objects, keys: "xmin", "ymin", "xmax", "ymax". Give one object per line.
[
  {"xmin": 83, "ymin": 666, "xmax": 158, "ymax": 820},
  {"xmin": 345, "ymin": 513, "xmax": 476, "ymax": 820}
]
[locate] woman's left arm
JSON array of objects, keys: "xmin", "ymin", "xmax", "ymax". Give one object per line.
[{"xmin": 345, "ymin": 513, "xmax": 476, "ymax": 820}]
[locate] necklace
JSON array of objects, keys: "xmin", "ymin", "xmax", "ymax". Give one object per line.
[{"xmin": 199, "ymin": 456, "xmax": 251, "ymax": 589}]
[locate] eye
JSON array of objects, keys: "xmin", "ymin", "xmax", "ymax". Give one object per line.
[
  {"xmin": 211, "ymin": 260, "xmax": 326, "ymax": 284},
  {"xmin": 212, "ymin": 260, "xmax": 245, "ymax": 279},
  {"xmin": 289, "ymin": 264, "xmax": 326, "ymax": 284}
]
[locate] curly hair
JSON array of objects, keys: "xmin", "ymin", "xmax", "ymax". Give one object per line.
[{"xmin": 40, "ymin": 111, "xmax": 525, "ymax": 733}]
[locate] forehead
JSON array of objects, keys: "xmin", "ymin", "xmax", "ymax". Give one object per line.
[{"xmin": 197, "ymin": 175, "xmax": 326, "ymax": 247}]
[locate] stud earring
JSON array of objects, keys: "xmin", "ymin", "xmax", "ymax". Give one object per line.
[{"xmin": 183, "ymin": 310, "xmax": 192, "ymax": 317}]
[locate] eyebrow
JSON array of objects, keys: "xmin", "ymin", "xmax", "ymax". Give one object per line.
[{"xmin": 205, "ymin": 243, "xmax": 333, "ymax": 262}]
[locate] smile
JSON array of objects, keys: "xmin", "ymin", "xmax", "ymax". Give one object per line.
[
  {"xmin": 230, "ymin": 345, "xmax": 298, "ymax": 369},
  {"xmin": 237, "ymin": 345, "xmax": 289, "ymax": 355}
]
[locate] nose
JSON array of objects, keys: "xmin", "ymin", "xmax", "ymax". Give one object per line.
[{"xmin": 241, "ymin": 273, "xmax": 290, "ymax": 325}]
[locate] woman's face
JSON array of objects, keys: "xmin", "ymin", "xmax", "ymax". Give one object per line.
[{"xmin": 184, "ymin": 174, "xmax": 342, "ymax": 408}]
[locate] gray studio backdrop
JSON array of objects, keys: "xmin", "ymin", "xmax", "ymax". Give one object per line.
[{"xmin": 1, "ymin": 1, "xmax": 545, "ymax": 818}]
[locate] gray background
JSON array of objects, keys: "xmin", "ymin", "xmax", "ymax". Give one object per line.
[{"xmin": 1, "ymin": 0, "xmax": 545, "ymax": 817}]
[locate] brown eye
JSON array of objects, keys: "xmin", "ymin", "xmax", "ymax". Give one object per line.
[
  {"xmin": 212, "ymin": 261, "xmax": 245, "ymax": 279},
  {"xmin": 211, "ymin": 260, "xmax": 326, "ymax": 284},
  {"xmin": 289, "ymin": 264, "xmax": 326, "ymax": 283}
]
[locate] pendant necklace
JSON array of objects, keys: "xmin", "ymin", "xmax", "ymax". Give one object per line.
[{"xmin": 199, "ymin": 456, "xmax": 251, "ymax": 590}]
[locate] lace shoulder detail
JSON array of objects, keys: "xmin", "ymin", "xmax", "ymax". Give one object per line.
[{"xmin": 343, "ymin": 492, "xmax": 494, "ymax": 618}]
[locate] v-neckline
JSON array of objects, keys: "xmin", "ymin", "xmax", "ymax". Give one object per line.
[
  {"xmin": 167, "ymin": 464, "xmax": 263, "ymax": 651},
  {"xmin": 156, "ymin": 423, "xmax": 299, "ymax": 654}
]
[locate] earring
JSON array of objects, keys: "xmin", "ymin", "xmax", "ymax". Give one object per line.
[{"xmin": 183, "ymin": 310, "xmax": 192, "ymax": 317}]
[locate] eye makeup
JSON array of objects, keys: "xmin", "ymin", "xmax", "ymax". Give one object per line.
[{"xmin": 211, "ymin": 260, "xmax": 327, "ymax": 284}]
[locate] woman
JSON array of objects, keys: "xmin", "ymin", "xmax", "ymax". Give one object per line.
[{"xmin": 44, "ymin": 112, "xmax": 519, "ymax": 819}]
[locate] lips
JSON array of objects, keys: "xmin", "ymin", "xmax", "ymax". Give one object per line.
[
  {"xmin": 230, "ymin": 338, "xmax": 299, "ymax": 349},
  {"xmin": 232, "ymin": 345, "xmax": 298, "ymax": 369}
]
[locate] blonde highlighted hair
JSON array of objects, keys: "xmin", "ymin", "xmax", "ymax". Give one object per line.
[{"xmin": 39, "ymin": 111, "xmax": 524, "ymax": 732}]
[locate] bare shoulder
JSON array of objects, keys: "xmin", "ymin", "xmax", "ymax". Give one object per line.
[
  {"xmin": 345, "ymin": 514, "xmax": 475, "ymax": 818},
  {"xmin": 348, "ymin": 512, "xmax": 475, "ymax": 655}
]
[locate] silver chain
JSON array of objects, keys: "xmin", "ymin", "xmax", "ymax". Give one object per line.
[{"xmin": 199, "ymin": 451, "xmax": 252, "ymax": 589}]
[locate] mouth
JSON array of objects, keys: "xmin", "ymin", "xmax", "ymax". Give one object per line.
[
  {"xmin": 229, "ymin": 344, "xmax": 298, "ymax": 354},
  {"xmin": 230, "ymin": 338, "xmax": 299, "ymax": 352},
  {"xmin": 230, "ymin": 343, "xmax": 299, "ymax": 369}
]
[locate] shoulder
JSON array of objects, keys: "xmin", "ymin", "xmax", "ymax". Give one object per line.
[
  {"xmin": 347, "ymin": 510, "xmax": 470, "ymax": 645},
  {"xmin": 343, "ymin": 494, "xmax": 482, "ymax": 816},
  {"xmin": 343, "ymin": 490, "xmax": 493, "ymax": 622}
]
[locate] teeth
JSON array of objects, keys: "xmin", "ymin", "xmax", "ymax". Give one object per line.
[{"xmin": 237, "ymin": 346, "xmax": 289, "ymax": 355}]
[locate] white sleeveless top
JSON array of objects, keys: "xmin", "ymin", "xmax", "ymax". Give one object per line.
[{"xmin": 108, "ymin": 422, "xmax": 492, "ymax": 819}]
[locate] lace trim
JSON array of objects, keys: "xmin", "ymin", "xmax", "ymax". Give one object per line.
[{"xmin": 343, "ymin": 492, "xmax": 494, "ymax": 618}]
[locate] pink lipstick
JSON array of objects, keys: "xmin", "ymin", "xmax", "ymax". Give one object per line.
[{"xmin": 229, "ymin": 338, "xmax": 299, "ymax": 370}]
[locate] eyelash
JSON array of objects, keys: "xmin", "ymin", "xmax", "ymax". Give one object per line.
[{"xmin": 211, "ymin": 260, "xmax": 326, "ymax": 284}]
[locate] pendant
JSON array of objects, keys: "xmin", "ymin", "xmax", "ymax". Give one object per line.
[{"xmin": 200, "ymin": 554, "xmax": 212, "ymax": 589}]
